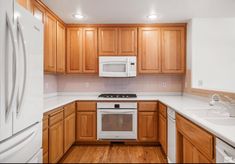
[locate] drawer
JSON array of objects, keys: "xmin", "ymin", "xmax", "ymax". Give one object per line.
[
  {"xmin": 49, "ymin": 110, "xmax": 64, "ymax": 126},
  {"xmin": 176, "ymin": 114, "xmax": 214, "ymax": 160},
  {"xmin": 159, "ymin": 103, "xmax": 167, "ymax": 118},
  {"xmin": 138, "ymin": 102, "xmax": 158, "ymax": 112},
  {"xmin": 64, "ymin": 102, "xmax": 76, "ymax": 117},
  {"xmin": 77, "ymin": 102, "xmax": 96, "ymax": 111}
]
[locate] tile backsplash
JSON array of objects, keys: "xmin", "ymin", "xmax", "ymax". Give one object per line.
[
  {"xmin": 56, "ymin": 74, "xmax": 184, "ymax": 93},
  {"xmin": 44, "ymin": 74, "xmax": 58, "ymax": 94}
]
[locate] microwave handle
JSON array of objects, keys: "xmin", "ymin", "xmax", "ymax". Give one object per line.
[{"xmin": 127, "ymin": 58, "xmax": 130, "ymax": 76}]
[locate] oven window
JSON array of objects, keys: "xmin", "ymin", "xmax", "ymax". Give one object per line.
[
  {"xmin": 102, "ymin": 114, "xmax": 132, "ymax": 131},
  {"xmin": 103, "ymin": 64, "xmax": 126, "ymax": 72}
]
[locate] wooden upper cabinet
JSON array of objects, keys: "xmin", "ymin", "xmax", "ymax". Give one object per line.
[
  {"xmin": 138, "ymin": 28, "xmax": 161, "ymax": 73},
  {"xmin": 32, "ymin": 1, "xmax": 45, "ymax": 23},
  {"xmin": 118, "ymin": 28, "xmax": 137, "ymax": 55},
  {"xmin": 44, "ymin": 12, "xmax": 57, "ymax": 73},
  {"xmin": 83, "ymin": 28, "xmax": 98, "ymax": 73},
  {"xmin": 17, "ymin": 0, "xmax": 32, "ymax": 11},
  {"xmin": 67, "ymin": 28, "xmax": 83, "ymax": 73},
  {"xmin": 56, "ymin": 21, "xmax": 66, "ymax": 73},
  {"xmin": 98, "ymin": 28, "xmax": 118, "ymax": 55},
  {"xmin": 161, "ymin": 27, "xmax": 185, "ymax": 73}
]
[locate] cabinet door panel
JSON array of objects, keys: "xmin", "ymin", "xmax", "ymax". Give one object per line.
[
  {"xmin": 67, "ymin": 28, "xmax": 83, "ymax": 73},
  {"xmin": 83, "ymin": 28, "xmax": 98, "ymax": 73},
  {"xmin": 44, "ymin": 12, "xmax": 57, "ymax": 72},
  {"xmin": 77, "ymin": 112, "xmax": 96, "ymax": 141},
  {"xmin": 118, "ymin": 28, "xmax": 137, "ymax": 55},
  {"xmin": 49, "ymin": 121, "xmax": 64, "ymax": 163},
  {"xmin": 161, "ymin": 27, "xmax": 185, "ymax": 73},
  {"xmin": 56, "ymin": 21, "xmax": 66, "ymax": 73},
  {"xmin": 98, "ymin": 28, "xmax": 118, "ymax": 55},
  {"xmin": 159, "ymin": 114, "xmax": 167, "ymax": 154},
  {"xmin": 138, "ymin": 112, "xmax": 158, "ymax": 141},
  {"xmin": 32, "ymin": 2, "xmax": 45, "ymax": 23},
  {"xmin": 64, "ymin": 113, "xmax": 76, "ymax": 153},
  {"xmin": 138, "ymin": 28, "xmax": 161, "ymax": 73}
]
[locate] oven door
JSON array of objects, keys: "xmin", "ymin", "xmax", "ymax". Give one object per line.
[
  {"xmin": 97, "ymin": 109, "xmax": 137, "ymax": 140},
  {"xmin": 99, "ymin": 57, "xmax": 129, "ymax": 77}
]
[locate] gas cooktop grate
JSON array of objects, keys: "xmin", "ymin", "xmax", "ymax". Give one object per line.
[{"xmin": 98, "ymin": 94, "xmax": 137, "ymax": 98}]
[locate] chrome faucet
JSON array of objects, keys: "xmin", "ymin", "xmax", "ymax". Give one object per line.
[{"xmin": 209, "ymin": 94, "xmax": 235, "ymax": 117}]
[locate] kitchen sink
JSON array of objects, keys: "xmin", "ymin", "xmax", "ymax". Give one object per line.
[
  {"xmin": 186, "ymin": 108, "xmax": 229, "ymax": 118},
  {"xmin": 205, "ymin": 118, "xmax": 235, "ymax": 126}
]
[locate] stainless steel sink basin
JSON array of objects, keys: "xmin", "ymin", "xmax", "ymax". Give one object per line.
[{"xmin": 205, "ymin": 118, "xmax": 235, "ymax": 126}]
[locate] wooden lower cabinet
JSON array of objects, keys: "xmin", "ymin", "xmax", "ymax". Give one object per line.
[
  {"xmin": 183, "ymin": 138, "xmax": 210, "ymax": 163},
  {"xmin": 138, "ymin": 112, "xmax": 158, "ymax": 142},
  {"xmin": 64, "ymin": 113, "xmax": 76, "ymax": 152},
  {"xmin": 159, "ymin": 114, "xmax": 167, "ymax": 154},
  {"xmin": 76, "ymin": 112, "xmax": 97, "ymax": 141},
  {"xmin": 176, "ymin": 114, "xmax": 215, "ymax": 163},
  {"xmin": 49, "ymin": 120, "xmax": 64, "ymax": 163},
  {"xmin": 42, "ymin": 116, "xmax": 49, "ymax": 163}
]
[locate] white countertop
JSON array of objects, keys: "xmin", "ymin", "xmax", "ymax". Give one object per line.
[{"xmin": 44, "ymin": 93, "xmax": 235, "ymax": 148}]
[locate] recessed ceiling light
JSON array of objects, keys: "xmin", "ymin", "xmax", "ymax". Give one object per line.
[
  {"xmin": 73, "ymin": 14, "xmax": 84, "ymax": 19},
  {"xmin": 147, "ymin": 14, "xmax": 158, "ymax": 19}
]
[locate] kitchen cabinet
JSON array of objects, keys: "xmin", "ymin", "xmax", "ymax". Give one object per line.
[
  {"xmin": 44, "ymin": 12, "xmax": 57, "ymax": 73},
  {"xmin": 49, "ymin": 110, "xmax": 64, "ymax": 163},
  {"xmin": 76, "ymin": 102, "xmax": 96, "ymax": 141},
  {"xmin": 161, "ymin": 27, "xmax": 185, "ymax": 73},
  {"xmin": 98, "ymin": 28, "xmax": 118, "ymax": 55},
  {"xmin": 56, "ymin": 21, "xmax": 66, "ymax": 73},
  {"xmin": 118, "ymin": 28, "xmax": 137, "ymax": 55},
  {"xmin": 67, "ymin": 28, "xmax": 98, "ymax": 73},
  {"xmin": 176, "ymin": 114, "xmax": 214, "ymax": 163},
  {"xmin": 67, "ymin": 28, "xmax": 83, "ymax": 73},
  {"xmin": 138, "ymin": 111, "xmax": 158, "ymax": 142},
  {"xmin": 138, "ymin": 102, "xmax": 158, "ymax": 142},
  {"xmin": 42, "ymin": 116, "xmax": 49, "ymax": 163},
  {"xmin": 159, "ymin": 103, "xmax": 167, "ymax": 154},
  {"xmin": 98, "ymin": 27, "xmax": 137, "ymax": 56},
  {"xmin": 82, "ymin": 28, "xmax": 98, "ymax": 73},
  {"xmin": 138, "ymin": 27, "xmax": 161, "ymax": 73}
]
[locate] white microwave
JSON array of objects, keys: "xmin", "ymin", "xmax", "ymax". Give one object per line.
[{"xmin": 99, "ymin": 56, "xmax": 137, "ymax": 77}]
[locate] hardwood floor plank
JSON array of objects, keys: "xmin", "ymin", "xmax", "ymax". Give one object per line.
[{"xmin": 61, "ymin": 145, "xmax": 167, "ymax": 163}]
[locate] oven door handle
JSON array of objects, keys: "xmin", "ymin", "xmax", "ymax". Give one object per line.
[{"xmin": 98, "ymin": 110, "xmax": 136, "ymax": 114}]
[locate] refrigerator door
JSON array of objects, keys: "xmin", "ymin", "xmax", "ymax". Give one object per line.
[
  {"xmin": 0, "ymin": 122, "xmax": 42, "ymax": 163},
  {"xmin": 13, "ymin": 4, "xmax": 43, "ymax": 134},
  {"xmin": 0, "ymin": 0, "xmax": 16, "ymax": 141}
]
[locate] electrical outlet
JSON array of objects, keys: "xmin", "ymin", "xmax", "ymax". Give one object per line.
[
  {"xmin": 162, "ymin": 82, "xmax": 167, "ymax": 88},
  {"xmin": 85, "ymin": 82, "xmax": 90, "ymax": 88},
  {"xmin": 198, "ymin": 80, "xmax": 203, "ymax": 87}
]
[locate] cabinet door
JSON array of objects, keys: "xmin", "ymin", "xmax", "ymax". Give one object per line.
[
  {"xmin": 161, "ymin": 27, "xmax": 185, "ymax": 73},
  {"xmin": 183, "ymin": 137, "xmax": 210, "ymax": 163},
  {"xmin": 67, "ymin": 28, "xmax": 83, "ymax": 73},
  {"xmin": 17, "ymin": 0, "xmax": 32, "ymax": 11},
  {"xmin": 64, "ymin": 113, "xmax": 76, "ymax": 153},
  {"xmin": 44, "ymin": 12, "xmax": 57, "ymax": 72},
  {"xmin": 83, "ymin": 28, "xmax": 98, "ymax": 73},
  {"xmin": 159, "ymin": 114, "xmax": 167, "ymax": 154},
  {"xmin": 138, "ymin": 28, "xmax": 161, "ymax": 73},
  {"xmin": 118, "ymin": 28, "xmax": 137, "ymax": 55},
  {"xmin": 49, "ymin": 121, "xmax": 64, "ymax": 163},
  {"xmin": 98, "ymin": 28, "xmax": 118, "ymax": 55},
  {"xmin": 138, "ymin": 112, "xmax": 158, "ymax": 142},
  {"xmin": 77, "ymin": 112, "xmax": 96, "ymax": 141},
  {"xmin": 56, "ymin": 21, "xmax": 66, "ymax": 73}
]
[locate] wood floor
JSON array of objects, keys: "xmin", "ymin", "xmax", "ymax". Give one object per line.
[{"xmin": 60, "ymin": 145, "xmax": 167, "ymax": 163}]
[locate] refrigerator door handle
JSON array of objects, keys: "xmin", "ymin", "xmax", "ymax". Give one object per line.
[
  {"xmin": 16, "ymin": 18, "xmax": 28, "ymax": 115},
  {"xmin": 5, "ymin": 13, "xmax": 18, "ymax": 119}
]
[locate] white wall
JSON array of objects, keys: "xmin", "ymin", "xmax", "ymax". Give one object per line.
[{"xmin": 190, "ymin": 18, "xmax": 235, "ymax": 93}]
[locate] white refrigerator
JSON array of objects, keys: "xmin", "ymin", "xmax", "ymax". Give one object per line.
[{"xmin": 0, "ymin": 0, "xmax": 43, "ymax": 162}]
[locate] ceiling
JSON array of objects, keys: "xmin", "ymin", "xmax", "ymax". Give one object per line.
[{"xmin": 42, "ymin": 0, "xmax": 235, "ymax": 24}]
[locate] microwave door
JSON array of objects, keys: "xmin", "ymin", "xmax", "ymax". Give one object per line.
[{"xmin": 100, "ymin": 61, "xmax": 128, "ymax": 77}]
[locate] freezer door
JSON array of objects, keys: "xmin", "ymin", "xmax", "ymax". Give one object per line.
[
  {"xmin": 0, "ymin": 0, "xmax": 16, "ymax": 141},
  {"xmin": 13, "ymin": 4, "xmax": 43, "ymax": 134},
  {"xmin": 0, "ymin": 122, "xmax": 42, "ymax": 163}
]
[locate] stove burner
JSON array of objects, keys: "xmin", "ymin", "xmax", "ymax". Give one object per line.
[{"xmin": 98, "ymin": 94, "xmax": 137, "ymax": 98}]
